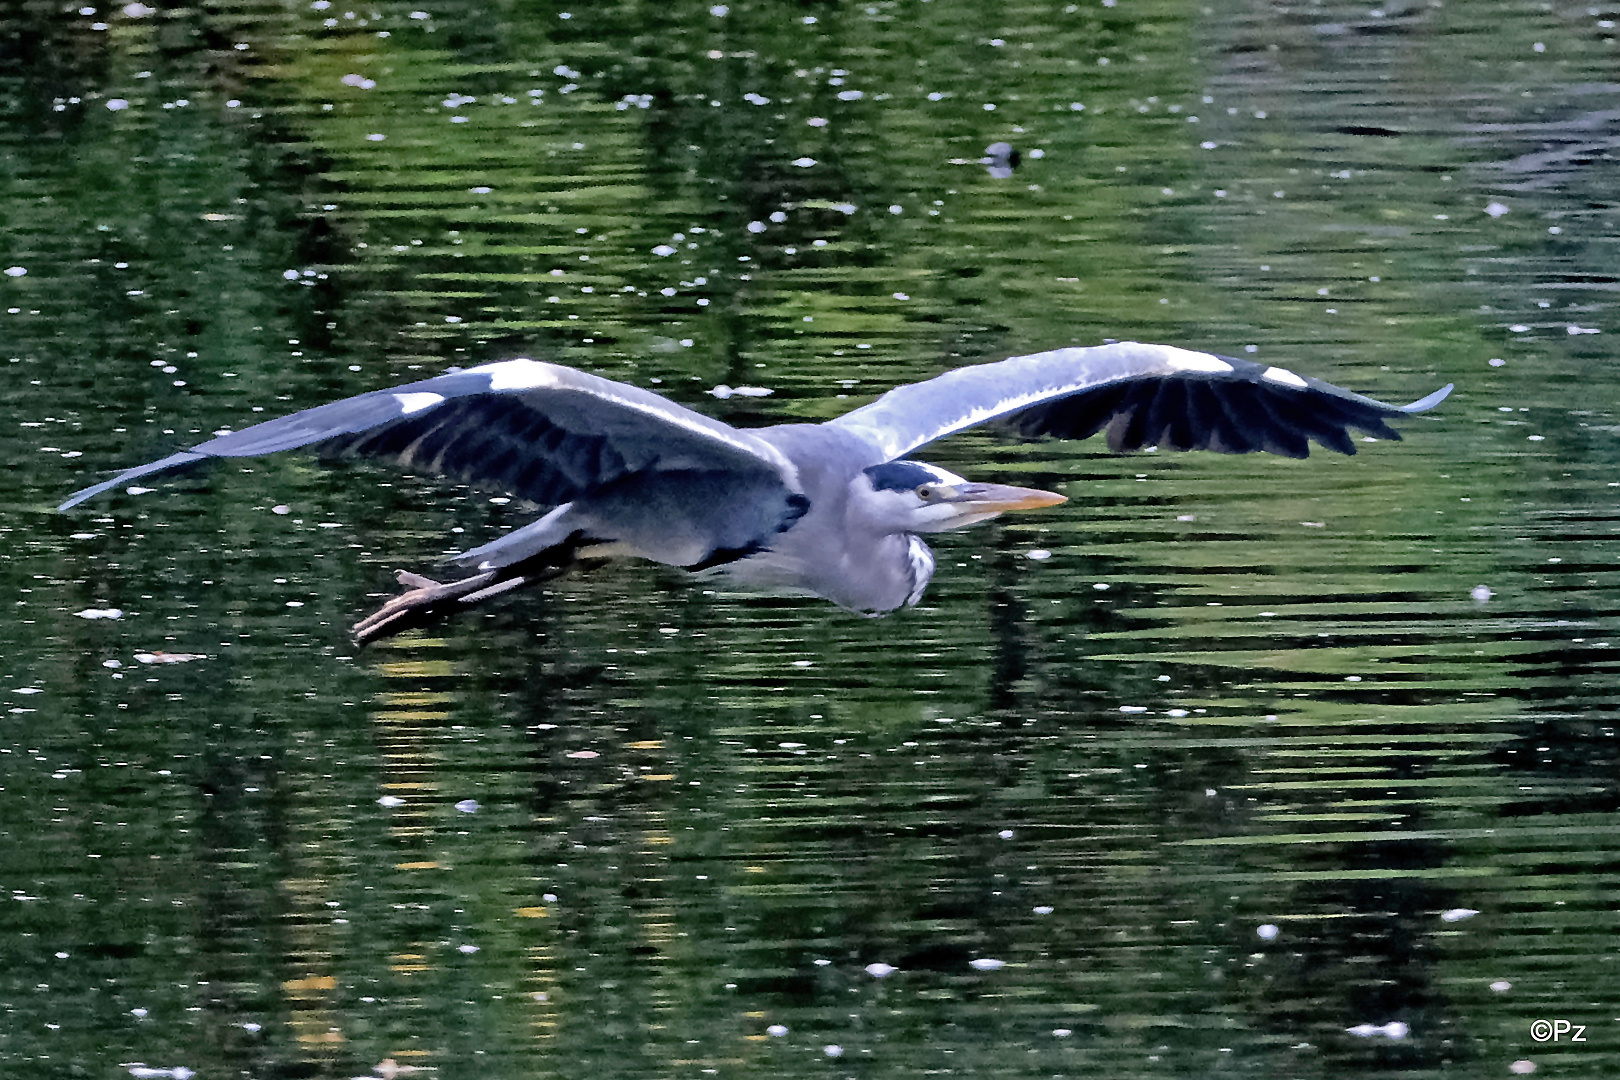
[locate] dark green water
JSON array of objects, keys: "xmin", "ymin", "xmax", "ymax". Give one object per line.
[{"xmin": 2, "ymin": 1, "xmax": 1616, "ymax": 1077}]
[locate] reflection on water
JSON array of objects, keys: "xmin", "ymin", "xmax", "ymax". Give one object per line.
[{"xmin": 2, "ymin": 0, "xmax": 1617, "ymax": 1076}]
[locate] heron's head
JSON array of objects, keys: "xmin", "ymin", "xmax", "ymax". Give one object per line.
[{"xmin": 858, "ymin": 460, "xmax": 1067, "ymax": 534}]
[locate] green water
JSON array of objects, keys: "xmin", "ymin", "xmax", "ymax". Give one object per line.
[{"xmin": 2, "ymin": 1, "xmax": 1616, "ymax": 1076}]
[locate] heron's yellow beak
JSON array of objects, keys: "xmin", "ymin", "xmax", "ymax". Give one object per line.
[{"xmin": 946, "ymin": 482, "xmax": 1068, "ymax": 514}]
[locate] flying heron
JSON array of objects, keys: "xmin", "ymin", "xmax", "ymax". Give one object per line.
[{"xmin": 60, "ymin": 341, "xmax": 1451, "ymax": 642}]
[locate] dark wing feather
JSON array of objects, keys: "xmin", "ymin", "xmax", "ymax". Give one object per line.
[
  {"xmin": 61, "ymin": 358, "xmax": 800, "ymax": 511},
  {"xmin": 825, "ymin": 341, "xmax": 1451, "ymax": 460}
]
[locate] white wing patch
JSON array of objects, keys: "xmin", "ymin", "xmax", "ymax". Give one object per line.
[
  {"xmin": 1163, "ymin": 347, "xmax": 1235, "ymax": 374},
  {"xmin": 1262, "ymin": 366, "xmax": 1309, "ymax": 389},
  {"xmin": 394, "ymin": 392, "xmax": 445, "ymax": 415},
  {"xmin": 477, "ymin": 358, "xmax": 563, "ymax": 392}
]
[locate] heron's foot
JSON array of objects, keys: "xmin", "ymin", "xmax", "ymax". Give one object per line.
[{"xmin": 352, "ymin": 568, "xmax": 522, "ymax": 644}]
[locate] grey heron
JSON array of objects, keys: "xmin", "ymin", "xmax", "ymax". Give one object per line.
[{"xmin": 60, "ymin": 341, "xmax": 1451, "ymax": 642}]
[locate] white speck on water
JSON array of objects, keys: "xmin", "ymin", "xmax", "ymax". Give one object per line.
[
  {"xmin": 365, "ymin": 133, "xmax": 386, "ymax": 141},
  {"xmin": 1440, "ymin": 908, "xmax": 1479, "ymax": 922},
  {"xmin": 823, "ymin": 1045, "xmax": 842, "ymax": 1057},
  {"xmin": 651, "ymin": 244, "xmax": 677, "ymax": 257},
  {"xmin": 1034, "ymin": 905, "xmax": 1054, "ymax": 915},
  {"xmin": 1257, "ymin": 923, "xmax": 1279, "ymax": 940},
  {"xmin": 792, "ymin": 156, "xmax": 817, "ymax": 167},
  {"xmin": 1053, "ymin": 1027, "xmax": 1073, "ymax": 1036},
  {"xmin": 1119, "ymin": 705, "xmax": 1147, "ymax": 714},
  {"xmin": 998, "ymin": 829, "xmax": 1014, "ymax": 839},
  {"xmin": 864, "ymin": 962, "xmax": 896, "ymax": 978},
  {"xmin": 1485, "ymin": 201, "xmax": 1510, "ymax": 217},
  {"xmin": 1346, "ymin": 1021, "xmax": 1408, "ymax": 1040},
  {"xmin": 3, "ymin": 266, "xmax": 25, "ymax": 277},
  {"xmin": 1026, "ymin": 549, "xmax": 1051, "ymax": 560},
  {"xmin": 377, "ymin": 795, "xmax": 405, "ymax": 808},
  {"xmin": 1510, "ymin": 1060, "xmax": 1537, "ymax": 1075},
  {"xmin": 1490, "ymin": 980, "xmax": 1512, "ymax": 992},
  {"xmin": 1470, "ymin": 585, "xmax": 1494, "ymax": 603},
  {"xmin": 455, "ymin": 799, "xmax": 479, "ymax": 813},
  {"xmin": 567, "ymin": 750, "xmax": 599, "ymax": 759},
  {"xmin": 458, "ymin": 943, "xmax": 479, "ymax": 954},
  {"xmin": 75, "ymin": 608, "xmax": 123, "ymax": 620},
  {"xmin": 271, "ymin": 504, "xmax": 291, "ymax": 515},
  {"xmin": 766, "ymin": 1023, "xmax": 788, "ymax": 1036},
  {"xmin": 107, "ymin": 98, "xmax": 130, "ymax": 111},
  {"xmin": 969, "ymin": 958, "xmax": 1005, "ymax": 971}
]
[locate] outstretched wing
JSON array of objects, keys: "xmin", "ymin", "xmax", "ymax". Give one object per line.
[
  {"xmin": 825, "ymin": 341, "xmax": 1453, "ymax": 461},
  {"xmin": 60, "ymin": 358, "xmax": 801, "ymax": 511}
]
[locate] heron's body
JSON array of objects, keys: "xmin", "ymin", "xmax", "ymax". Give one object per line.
[
  {"xmin": 60, "ymin": 342, "xmax": 1452, "ymax": 640},
  {"xmin": 721, "ymin": 424, "xmax": 928, "ymax": 613}
]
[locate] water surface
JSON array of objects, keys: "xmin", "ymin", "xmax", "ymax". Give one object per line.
[{"xmin": 2, "ymin": 1, "xmax": 1616, "ymax": 1076}]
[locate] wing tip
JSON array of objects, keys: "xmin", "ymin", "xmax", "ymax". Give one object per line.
[
  {"xmin": 57, "ymin": 450, "xmax": 207, "ymax": 511},
  {"xmin": 1400, "ymin": 382, "xmax": 1454, "ymax": 413},
  {"xmin": 57, "ymin": 486, "xmax": 103, "ymax": 512}
]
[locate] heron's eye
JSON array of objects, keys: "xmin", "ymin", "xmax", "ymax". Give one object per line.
[{"xmin": 916, "ymin": 485, "xmax": 935, "ymax": 500}]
